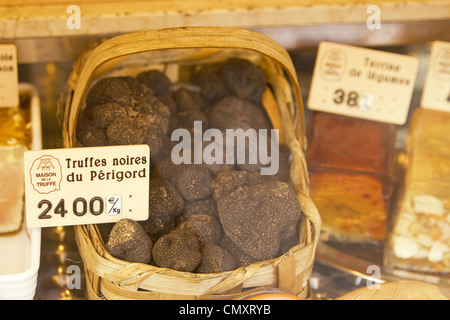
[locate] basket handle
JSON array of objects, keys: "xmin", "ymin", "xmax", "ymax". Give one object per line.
[{"xmin": 63, "ymin": 26, "xmax": 305, "ymax": 148}]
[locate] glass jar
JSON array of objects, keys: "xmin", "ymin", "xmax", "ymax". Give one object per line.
[
  {"xmin": 307, "ymin": 111, "xmax": 397, "ymax": 244},
  {"xmin": 384, "ymin": 108, "xmax": 450, "ymax": 274},
  {"xmin": 0, "ymin": 92, "xmax": 31, "ymax": 234}
]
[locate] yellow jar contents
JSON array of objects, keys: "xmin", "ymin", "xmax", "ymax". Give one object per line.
[
  {"xmin": 0, "ymin": 94, "xmax": 31, "ymax": 233},
  {"xmin": 307, "ymin": 112, "xmax": 396, "ymax": 244}
]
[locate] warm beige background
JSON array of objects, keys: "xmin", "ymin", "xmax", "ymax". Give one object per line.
[{"xmin": 0, "ymin": 0, "xmax": 449, "ymax": 39}]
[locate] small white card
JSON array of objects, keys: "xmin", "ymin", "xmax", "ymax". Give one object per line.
[
  {"xmin": 421, "ymin": 41, "xmax": 450, "ymax": 112},
  {"xmin": 0, "ymin": 44, "xmax": 19, "ymax": 108},
  {"xmin": 308, "ymin": 41, "xmax": 419, "ymax": 125},
  {"xmin": 24, "ymin": 145, "xmax": 150, "ymax": 228}
]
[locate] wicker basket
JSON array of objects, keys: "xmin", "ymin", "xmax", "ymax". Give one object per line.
[{"xmin": 63, "ymin": 27, "xmax": 321, "ymax": 300}]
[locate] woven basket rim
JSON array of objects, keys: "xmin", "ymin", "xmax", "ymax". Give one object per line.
[{"xmin": 63, "ymin": 26, "xmax": 306, "ymax": 150}]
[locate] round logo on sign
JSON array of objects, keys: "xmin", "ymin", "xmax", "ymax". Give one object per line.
[{"xmin": 29, "ymin": 155, "xmax": 62, "ymax": 194}]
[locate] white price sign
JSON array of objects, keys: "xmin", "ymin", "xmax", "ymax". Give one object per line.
[
  {"xmin": 0, "ymin": 44, "xmax": 19, "ymax": 108},
  {"xmin": 421, "ymin": 41, "xmax": 450, "ymax": 112},
  {"xmin": 24, "ymin": 145, "xmax": 150, "ymax": 228},
  {"xmin": 308, "ymin": 42, "xmax": 419, "ymax": 125}
]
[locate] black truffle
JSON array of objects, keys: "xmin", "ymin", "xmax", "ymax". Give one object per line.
[
  {"xmin": 222, "ymin": 58, "xmax": 266, "ymax": 103},
  {"xmin": 183, "ymin": 198, "xmax": 217, "ymax": 219},
  {"xmin": 176, "ymin": 109, "xmax": 209, "ymax": 134},
  {"xmin": 87, "ymin": 102, "xmax": 128, "ymax": 129},
  {"xmin": 196, "ymin": 63, "xmax": 229, "ymax": 103},
  {"xmin": 172, "ymin": 165, "xmax": 213, "ymax": 202},
  {"xmin": 137, "ymin": 70, "xmax": 172, "ymax": 97},
  {"xmin": 85, "ymin": 77, "xmax": 134, "ymax": 108},
  {"xmin": 209, "ymin": 96, "xmax": 271, "ymax": 131},
  {"xmin": 176, "ymin": 198, "xmax": 217, "ymax": 225},
  {"xmin": 152, "ymin": 227, "xmax": 201, "ymax": 272},
  {"xmin": 178, "ymin": 214, "xmax": 223, "ymax": 245},
  {"xmin": 106, "ymin": 218, "xmax": 153, "ymax": 264},
  {"xmin": 106, "ymin": 116, "xmax": 149, "ymax": 145},
  {"xmin": 144, "ymin": 122, "xmax": 167, "ymax": 158},
  {"xmin": 151, "ymin": 156, "xmax": 179, "ymax": 182},
  {"xmin": 220, "ymin": 235, "xmax": 259, "ymax": 267},
  {"xmin": 173, "ymin": 87, "xmax": 208, "ymax": 113},
  {"xmin": 76, "ymin": 112, "xmax": 109, "ymax": 147},
  {"xmin": 122, "ymin": 75, "xmax": 155, "ymax": 104},
  {"xmin": 158, "ymin": 95, "xmax": 178, "ymax": 115},
  {"xmin": 217, "ymin": 180, "xmax": 302, "ymax": 261},
  {"xmin": 137, "ymin": 95, "xmax": 172, "ymax": 134},
  {"xmin": 196, "ymin": 243, "xmax": 238, "ymax": 273},
  {"xmin": 139, "ymin": 177, "xmax": 184, "ymax": 239},
  {"xmin": 200, "ymin": 129, "xmax": 236, "ymax": 175},
  {"xmin": 224, "ymin": 120, "xmax": 276, "ymax": 173},
  {"xmin": 212, "ymin": 170, "xmax": 265, "ymax": 201}
]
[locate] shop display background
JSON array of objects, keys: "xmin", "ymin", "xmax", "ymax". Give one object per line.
[{"xmin": 2, "ymin": 1, "xmax": 450, "ymax": 299}]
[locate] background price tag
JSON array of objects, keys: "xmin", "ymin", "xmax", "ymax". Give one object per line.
[
  {"xmin": 0, "ymin": 44, "xmax": 19, "ymax": 108},
  {"xmin": 421, "ymin": 41, "xmax": 450, "ymax": 112},
  {"xmin": 307, "ymin": 41, "xmax": 419, "ymax": 125},
  {"xmin": 24, "ymin": 145, "xmax": 150, "ymax": 228}
]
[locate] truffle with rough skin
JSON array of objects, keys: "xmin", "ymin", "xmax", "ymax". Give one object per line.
[
  {"xmin": 152, "ymin": 227, "xmax": 201, "ymax": 272},
  {"xmin": 137, "ymin": 95, "xmax": 172, "ymax": 133},
  {"xmin": 122, "ymin": 76, "xmax": 155, "ymax": 104},
  {"xmin": 212, "ymin": 170, "xmax": 265, "ymax": 201},
  {"xmin": 85, "ymin": 77, "xmax": 135, "ymax": 108},
  {"xmin": 209, "ymin": 96, "xmax": 271, "ymax": 132},
  {"xmin": 183, "ymin": 198, "xmax": 217, "ymax": 219},
  {"xmin": 225, "ymin": 120, "xmax": 276, "ymax": 173},
  {"xmin": 139, "ymin": 178, "xmax": 184, "ymax": 239},
  {"xmin": 105, "ymin": 116, "xmax": 149, "ymax": 145},
  {"xmin": 176, "ymin": 109, "xmax": 209, "ymax": 134},
  {"xmin": 150, "ymin": 136, "xmax": 176, "ymax": 165},
  {"xmin": 200, "ymin": 129, "xmax": 236, "ymax": 175},
  {"xmin": 157, "ymin": 95, "xmax": 177, "ymax": 115},
  {"xmin": 144, "ymin": 122, "xmax": 167, "ymax": 158},
  {"xmin": 151, "ymin": 156, "xmax": 179, "ymax": 182},
  {"xmin": 217, "ymin": 180, "xmax": 302, "ymax": 260},
  {"xmin": 196, "ymin": 243, "xmax": 238, "ymax": 273},
  {"xmin": 220, "ymin": 235, "xmax": 259, "ymax": 267},
  {"xmin": 196, "ymin": 63, "xmax": 229, "ymax": 103},
  {"xmin": 172, "ymin": 165, "xmax": 213, "ymax": 202},
  {"xmin": 222, "ymin": 58, "xmax": 266, "ymax": 103},
  {"xmin": 76, "ymin": 112, "xmax": 109, "ymax": 146},
  {"xmin": 137, "ymin": 70, "xmax": 172, "ymax": 97},
  {"xmin": 85, "ymin": 76, "xmax": 154, "ymax": 110},
  {"xmin": 82, "ymin": 76, "xmax": 175, "ymax": 150},
  {"xmin": 106, "ymin": 218, "xmax": 153, "ymax": 264},
  {"xmin": 178, "ymin": 214, "xmax": 223, "ymax": 244},
  {"xmin": 87, "ymin": 102, "xmax": 128, "ymax": 129},
  {"xmin": 173, "ymin": 87, "xmax": 209, "ymax": 113},
  {"xmin": 176, "ymin": 198, "xmax": 217, "ymax": 225}
]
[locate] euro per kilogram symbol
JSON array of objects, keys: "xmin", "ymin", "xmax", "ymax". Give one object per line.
[{"xmin": 107, "ymin": 195, "xmax": 121, "ymax": 215}]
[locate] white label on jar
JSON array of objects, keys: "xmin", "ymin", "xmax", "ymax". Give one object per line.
[{"xmin": 421, "ymin": 41, "xmax": 450, "ymax": 112}]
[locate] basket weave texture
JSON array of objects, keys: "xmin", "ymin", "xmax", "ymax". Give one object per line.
[{"xmin": 63, "ymin": 27, "xmax": 321, "ymax": 300}]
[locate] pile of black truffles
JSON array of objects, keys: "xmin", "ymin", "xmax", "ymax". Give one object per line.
[{"xmin": 80, "ymin": 58, "xmax": 303, "ymax": 273}]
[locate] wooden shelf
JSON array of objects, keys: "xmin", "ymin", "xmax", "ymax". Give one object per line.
[{"xmin": 1, "ymin": 0, "xmax": 449, "ymax": 39}]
